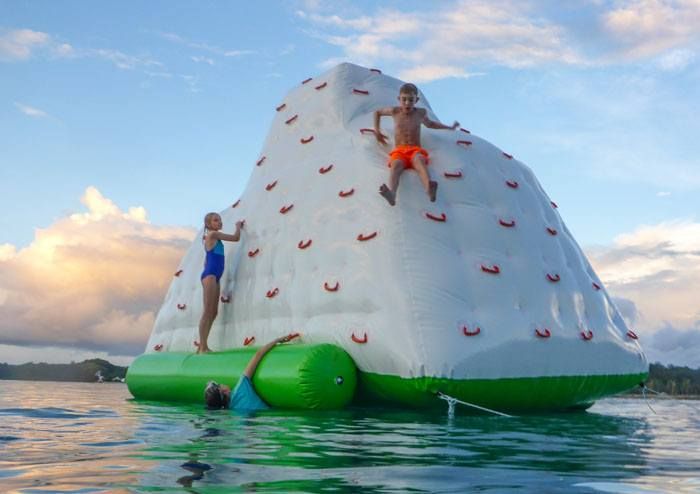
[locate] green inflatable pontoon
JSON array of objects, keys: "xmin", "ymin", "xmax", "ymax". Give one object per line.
[{"xmin": 126, "ymin": 344, "xmax": 357, "ymax": 409}]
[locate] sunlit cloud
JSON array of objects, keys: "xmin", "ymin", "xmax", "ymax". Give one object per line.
[
  {"xmin": 586, "ymin": 219, "xmax": 700, "ymax": 367},
  {"xmin": 0, "ymin": 187, "xmax": 195, "ymax": 359},
  {"xmin": 14, "ymin": 102, "xmax": 50, "ymax": 118},
  {"xmin": 602, "ymin": 0, "xmax": 700, "ymax": 60},
  {"xmin": 0, "ymin": 28, "xmax": 74, "ymax": 61}
]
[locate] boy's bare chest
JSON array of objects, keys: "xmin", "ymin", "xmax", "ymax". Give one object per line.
[{"xmin": 393, "ymin": 111, "xmax": 422, "ymax": 131}]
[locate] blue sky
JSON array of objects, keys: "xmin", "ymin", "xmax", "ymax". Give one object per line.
[{"xmin": 1, "ymin": 0, "xmax": 699, "ymax": 366}]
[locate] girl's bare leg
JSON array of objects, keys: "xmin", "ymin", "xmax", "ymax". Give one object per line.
[{"xmin": 198, "ymin": 276, "xmax": 220, "ymax": 353}]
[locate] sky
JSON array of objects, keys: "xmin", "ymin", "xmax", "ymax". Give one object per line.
[{"xmin": 1, "ymin": 0, "xmax": 699, "ymax": 368}]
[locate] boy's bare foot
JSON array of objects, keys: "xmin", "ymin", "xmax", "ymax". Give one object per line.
[
  {"xmin": 379, "ymin": 184, "xmax": 396, "ymax": 206},
  {"xmin": 196, "ymin": 347, "xmax": 212, "ymax": 354},
  {"xmin": 429, "ymin": 181, "xmax": 438, "ymax": 202}
]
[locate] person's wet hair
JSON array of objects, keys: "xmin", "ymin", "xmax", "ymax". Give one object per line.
[
  {"xmin": 204, "ymin": 381, "xmax": 225, "ymax": 409},
  {"xmin": 399, "ymin": 83, "xmax": 418, "ymax": 96}
]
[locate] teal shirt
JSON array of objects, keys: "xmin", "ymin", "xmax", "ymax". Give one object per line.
[{"xmin": 229, "ymin": 376, "xmax": 269, "ymax": 411}]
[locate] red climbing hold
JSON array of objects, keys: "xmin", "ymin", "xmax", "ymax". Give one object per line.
[
  {"xmin": 481, "ymin": 264, "xmax": 501, "ymax": 274},
  {"xmin": 592, "ymin": 282, "xmax": 601, "ymax": 290},
  {"xmin": 460, "ymin": 128, "xmax": 471, "ymax": 134},
  {"xmin": 266, "ymin": 288, "xmax": 279, "ymax": 299},
  {"xmin": 265, "ymin": 180, "xmax": 278, "ymax": 191},
  {"xmin": 626, "ymin": 330, "xmax": 639, "ymax": 340},
  {"xmin": 499, "ymin": 219, "xmax": 516, "ymax": 228},
  {"xmin": 319, "ymin": 164, "xmax": 334, "ymax": 174},
  {"xmin": 324, "ymin": 281, "xmax": 340, "ymax": 292},
  {"xmin": 256, "ymin": 156, "xmax": 266, "ymax": 167},
  {"xmin": 153, "ymin": 344, "xmax": 163, "ymax": 351},
  {"xmin": 280, "ymin": 204, "xmax": 294, "ymax": 214},
  {"xmin": 546, "ymin": 227, "xmax": 558, "ymax": 236},
  {"xmin": 506, "ymin": 180, "xmax": 519, "ymax": 189},
  {"xmin": 535, "ymin": 328, "xmax": 551, "ymax": 338},
  {"xmin": 339, "ymin": 188, "xmax": 355, "ymax": 198},
  {"xmin": 248, "ymin": 248, "xmax": 260, "ymax": 258},
  {"xmin": 315, "ymin": 82, "xmax": 327, "ymax": 90},
  {"xmin": 352, "ymin": 88, "xmax": 369, "ymax": 95},
  {"xmin": 547, "ymin": 273, "xmax": 561, "ymax": 283},
  {"xmin": 370, "ymin": 68, "xmax": 382, "ymax": 74},
  {"xmin": 444, "ymin": 170, "xmax": 463, "ymax": 179},
  {"xmin": 300, "ymin": 136, "xmax": 314, "ymax": 144},
  {"xmin": 462, "ymin": 325, "xmax": 481, "ymax": 336},
  {"xmin": 244, "ymin": 336, "xmax": 255, "ymax": 346},
  {"xmin": 581, "ymin": 330, "xmax": 594, "ymax": 341},
  {"xmin": 425, "ymin": 212, "xmax": 447, "ymax": 222},
  {"xmin": 285, "ymin": 114, "xmax": 298, "ymax": 125},
  {"xmin": 357, "ymin": 231, "xmax": 378, "ymax": 242},
  {"xmin": 502, "ymin": 152, "xmax": 513, "ymax": 159},
  {"xmin": 551, "ymin": 201, "xmax": 558, "ymax": 209},
  {"xmin": 174, "ymin": 269, "xmax": 183, "ymax": 277},
  {"xmin": 457, "ymin": 140, "xmax": 473, "ymax": 147},
  {"xmin": 232, "ymin": 199, "xmax": 241, "ymax": 208},
  {"xmin": 352, "ymin": 332, "xmax": 368, "ymax": 344},
  {"xmin": 220, "ymin": 295, "xmax": 231, "ymax": 303},
  {"xmin": 177, "ymin": 303, "xmax": 186, "ymax": 310},
  {"xmin": 276, "ymin": 103, "xmax": 286, "ymax": 112},
  {"xmin": 302, "ymin": 77, "xmax": 312, "ymax": 84},
  {"xmin": 298, "ymin": 239, "xmax": 312, "ymax": 250}
]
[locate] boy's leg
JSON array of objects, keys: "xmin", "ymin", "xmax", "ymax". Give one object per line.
[
  {"xmin": 198, "ymin": 277, "xmax": 220, "ymax": 353},
  {"xmin": 379, "ymin": 159, "xmax": 405, "ymax": 205},
  {"xmin": 412, "ymin": 155, "xmax": 437, "ymax": 202}
]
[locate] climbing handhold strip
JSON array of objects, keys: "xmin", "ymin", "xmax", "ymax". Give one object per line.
[
  {"xmin": 370, "ymin": 68, "xmax": 382, "ymax": 74},
  {"xmin": 581, "ymin": 330, "xmax": 594, "ymax": 341},
  {"xmin": 324, "ymin": 281, "xmax": 340, "ymax": 292},
  {"xmin": 232, "ymin": 199, "xmax": 241, "ymax": 208},
  {"xmin": 457, "ymin": 140, "xmax": 473, "ymax": 147},
  {"xmin": 503, "ymin": 152, "xmax": 513, "ymax": 159},
  {"xmin": 319, "ymin": 164, "xmax": 333, "ymax": 174},
  {"xmin": 462, "ymin": 325, "xmax": 481, "ymax": 336},
  {"xmin": 499, "ymin": 219, "xmax": 516, "ymax": 227},
  {"xmin": 297, "ymin": 239, "xmax": 312, "ymax": 250},
  {"xmin": 244, "ymin": 336, "xmax": 255, "ymax": 346},
  {"xmin": 220, "ymin": 295, "xmax": 231, "ymax": 303},
  {"xmin": 506, "ymin": 180, "xmax": 519, "ymax": 189},
  {"xmin": 301, "ymin": 77, "xmax": 312, "ymax": 84},
  {"xmin": 481, "ymin": 264, "xmax": 500, "ymax": 274},
  {"xmin": 592, "ymin": 282, "xmax": 601, "ymax": 290},
  {"xmin": 547, "ymin": 227, "xmax": 557, "ymax": 235},
  {"xmin": 535, "ymin": 328, "xmax": 551, "ymax": 338},
  {"xmin": 300, "ymin": 136, "xmax": 314, "ymax": 144},
  {"xmin": 339, "ymin": 188, "xmax": 354, "ymax": 197},
  {"xmin": 248, "ymin": 248, "xmax": 260, "ymax": 258},
  {"xmin": 266, "ymin": 288, "xmax": 279, "ymax": 298},
  {"xmin": 352, "ymin": 88, "xmax": 369, "ymax": 95},
  {"xmin": 425, "ymin": 212, "xmax": 447, "ymax": 222},
  {"xmin": 444, "ymin": 170, "xmax": 463, "ymax": 178},
  {"xmin": 315, "ymin": 82, "xmax": 327, "ymax": 90},
  {"xmin": 357, "ymin": 231, "xmax": 378, "ymax": 241},
  {"xmin": 276, "ymin": 103, "xmax": 286, "ymax": 112},
  {"xmin": 351, "ymin": 332, "xmax": 368, "ymax": 343},
  {"xmin": 285, "ymin": 114, "xmax": 298, "ymax": 125},
  {"xmin": 177, "ymin": 303, "xmax": 186, "ymax": 310},
  {"xmin": 174, "ymin": 269, "xmax": 183, "ymax": 277},
  {"xmin": 547, "ymin": 273, "xmax": 561, "ymax": 283},
  {"xmin": 265, "ymin": 180, "xmax": 278, "ymax": 191},
  {"xmin": 256, "ymin": 156, "xmax": 266, "ymax": 166},
  {"xmin": 627, "ymin": 330, "xmax": 638, "ymax": 340},
  {"xmin": 280, "ymin": 204, "xmax": 294, "ymax": 214}
]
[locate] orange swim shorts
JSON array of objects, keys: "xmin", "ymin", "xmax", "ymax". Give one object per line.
[{"xmin": 388, "ymin": 145, "xmax": 429, "ymax": 169}]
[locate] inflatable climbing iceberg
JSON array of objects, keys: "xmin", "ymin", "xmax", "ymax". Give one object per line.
[{"xmin": 129, "ymin": 63, "xmax": 647, "ymax": 412}]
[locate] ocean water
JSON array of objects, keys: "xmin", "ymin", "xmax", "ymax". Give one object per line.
[{"xmin": 0, "ymin": 380, "xmax": 698, "ymax": 493}]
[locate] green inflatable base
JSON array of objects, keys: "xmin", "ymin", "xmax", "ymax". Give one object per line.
[
  {"xmin": 126, "ymin": 344, "xmax": 357, "ymax": 410},
  {"xmin": 355, "ymin": 371, "xmax": 648, "ymax": 412}
]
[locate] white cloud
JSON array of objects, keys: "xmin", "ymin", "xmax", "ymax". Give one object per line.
[
  {"xmin": 656, "ymin": 191, "xmax": 671, "ymax": 197},
  {"xmin": 0, "ymin": 187, "xmax": 195, "ymax": 358},
  {"xmin": 586, "ymin": 220, "xmax": 700, "ymax": 367},
  {"xmin": 90, "ymin": 48, "xmax": 163, "ymax": 70},
  {"xmin": 155, "ymin": 31, "xmax": 255, "ymax": 58},
  {"xmin": 14, "ymin": 102, "xmax": 50, "ymax": 118},
  {"xmin": 657, "ymin": 48, "xmax": 695, "ymax": 71},
  {"xmin": 399, "ymin": 65, "xmax": 484, "ymax": 84},
  {"xmin": 602, "ymin": 0, "xmax": 700, "ymax": 60},
  {"xmin": 0, "ymin": 28, "xmax": 49, "ymax": 61},
  {"xmin": 191, "ymin": 56, "xmax": 215, "ymax": 65}
]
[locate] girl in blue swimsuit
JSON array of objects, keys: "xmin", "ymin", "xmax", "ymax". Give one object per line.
[{"xmin": 198, "ymin": 212, "xmax": 243, "ymax": 353}]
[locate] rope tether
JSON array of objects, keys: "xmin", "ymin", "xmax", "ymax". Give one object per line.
[{"xmin": 436, "ymin": 391, "xmax": 513, "ymax": 418}]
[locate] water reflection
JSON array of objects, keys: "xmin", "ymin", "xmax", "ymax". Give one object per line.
[{"xmin": 1, "ymin": 380, "xmax": 698, "ymax": 493}]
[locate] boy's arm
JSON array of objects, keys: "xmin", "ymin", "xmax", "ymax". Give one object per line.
[
  {"xmin": 242, "ymin": 334, "xmax": 298, "ymax": 378},
  {"xmin": 212, "ymin": 221, "xmax": 244, "ymax": 242},
  {"xmin": 422, "ymin": 111, "xmax": 459, "ymax": 131},
  {"xmin": 374, "ymin": 107, "xmax": 393, "ymax": 144}
]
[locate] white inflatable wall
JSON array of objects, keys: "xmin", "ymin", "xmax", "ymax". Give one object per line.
[{"xmin": 147, "ymin": 63, "xmax": 647, "ymax": 381}]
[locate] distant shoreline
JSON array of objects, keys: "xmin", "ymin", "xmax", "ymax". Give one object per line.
[{"xmin": 0, "ymin": 359, "xmax": 127, "ymax": 383}]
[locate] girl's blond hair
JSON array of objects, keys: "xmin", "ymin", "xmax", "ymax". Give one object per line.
[{"xmin": 203, "ymin": 212, "xmax": 219, "ymax": 241}]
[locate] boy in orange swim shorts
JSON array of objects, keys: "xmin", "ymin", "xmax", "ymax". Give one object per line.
[{"xmin": 374, "ymin": 83, "xmax": 459, "ymax": 206}]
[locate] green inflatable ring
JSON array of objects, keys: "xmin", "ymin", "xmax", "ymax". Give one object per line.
[{"xmin": 126, "ymin": 343, "xmax": 357, "ymax": 410}]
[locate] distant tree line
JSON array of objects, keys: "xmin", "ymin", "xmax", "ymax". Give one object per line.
[
  {"xmin": 0, "ymin": 358, "xmax": 127, "ymax": 383},
  {"xmin": 635, "ymin": 363, "xmax": 700, "ymax": 396}
]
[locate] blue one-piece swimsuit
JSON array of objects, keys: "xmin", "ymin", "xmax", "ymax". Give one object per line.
[{"xmin": 201, "ymin": 239, "xmax": 225, "ymax": 283}]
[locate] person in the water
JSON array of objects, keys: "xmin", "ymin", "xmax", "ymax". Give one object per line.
[
  {"xmin": 198, "ymin": 212, "xmax": 243, "ymax": 354},
  {"xmin": 204, "ymin": 334, "xmax": 299, "ymax": 410}
]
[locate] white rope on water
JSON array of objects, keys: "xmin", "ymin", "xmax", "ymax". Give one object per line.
[
  {"xmin": 641, "ymin": 385, "xmax": 657, "ymax": 414},
  {"xmin": 437, "ymin": 391, "xmax": 513, "ymax": 418}
]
